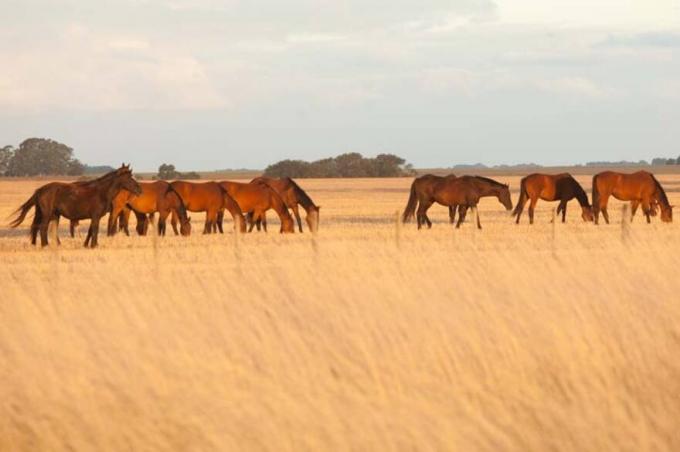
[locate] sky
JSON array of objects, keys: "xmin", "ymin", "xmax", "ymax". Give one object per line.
[{"xmin": 1, "ymin": 0, "xmax": 679, "ymax": 171}]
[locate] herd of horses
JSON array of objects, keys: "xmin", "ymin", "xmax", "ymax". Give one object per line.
[
  {"xmin": 9, "ymin": 165, "xmax": 321, "ymax": 248},
  {"xmin": 7, "ymin": 165, "xmax": 674, "ymax": 248},
  {"xmin": 402, "ymin": 171, "xmax": 673, "ymax": 229}
]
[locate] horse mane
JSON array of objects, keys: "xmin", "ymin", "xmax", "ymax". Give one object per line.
[
  {"xmin": 165, "ymin": 183, "xmax": 189, "ymax": 221},
  {"xmin": 283, "ymin": 177, "xmax": 317, "ymax": 209},
  {"xmin": 473, "ymin": 175, "xmax": 507, "ymax": 187},
  {"xmin": 571, "ymin": 178, "xmax": 591, "ymax": 208},
  {"xmin": 78, "ymin": 166, "xmax": 130, "ymax": 186},
  {"xmin": 651, "ymin": 174, "xmax": 670, "ymax": 207}
]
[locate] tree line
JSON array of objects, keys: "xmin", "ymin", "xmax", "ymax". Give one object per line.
[
  {"xmin": 263, "ymin": 152, "xmax": 416, "ymax": 178},
  {"xmin": 0, "ymin": 138, "xmax": 85, "ymax": 176}
]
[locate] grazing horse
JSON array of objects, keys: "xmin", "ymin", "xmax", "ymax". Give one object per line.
[
  {"xmin": 403, "ymin": 175, "xmax": 512, "ymax": 229},
  {"xmin": 107, "ymin": 181, "xmax": 192, "ymax": 237},
  {"xmin": 214, "ymin": 181, "xmax": 295, "ymax": 233},
  {"xmin": 249, "ymin": 177, "xmax": 321, "ymax": 232},
  {"xmin": 10, "ymin": 165, "xmax": 141, "ymax": 248},
  {"xmin": 402, "ymin": 174, "xmax": 457, "ymax": 227},
  {"xmin": 513, "ymin": 173, "xmax": 593, "ymax": 224},
  {"xmin": 170, "ymin": 181, "xmax": 246, "ymax": 234},
  {"xmin": 592, "ymin": 171, "xmax": 673, "ymax": 225}
]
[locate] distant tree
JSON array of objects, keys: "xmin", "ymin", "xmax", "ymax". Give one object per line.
[
  {"xmin": 263, "ymin": 159, "xmax": 311, "ymax": 178},
  {"xmin": 157, "ymin": 163, "xmax": 180, "ymax": 180},
  {"xmin": 0, "ymin": 145, "xmax": 14, "ymax": 175},
  {"xmin": 83, "ymin": 165, "xmax": 116, "ymax": 175},
  {"xmin": 372, "ymin": 153, "xmax": 410, "ymax": 177},
  {"xmin": 157, "ymin": 163, "xmax": 200, "ymax": 180},
  {"xmin": 264, "ymin": 153, "xmax": 414, "ymax": 178},
  {"xmin": 6, "ymin": 138, "xmax": 84, "ymax": 176}
]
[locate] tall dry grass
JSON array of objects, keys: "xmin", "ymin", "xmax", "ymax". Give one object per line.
[{"xmin": 1, "ymin": 176, "xmax": 680, "ymax": 451}]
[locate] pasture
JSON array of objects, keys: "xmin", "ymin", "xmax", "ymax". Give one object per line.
[{"xmin": 2, "ymin": 174, "xmax": 680, "ymax": 451}]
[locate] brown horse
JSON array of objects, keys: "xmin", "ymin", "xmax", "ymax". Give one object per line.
[
  {"xmin": 592, "ymin": 171, "xmax": 673, "ymax": 225},
  {"xmin": 249, "ymin": 177, "xmax": 320, "ymax": 232},
  {"xmin": 107, "ymin": 181, "xmax": 191, "ymax": 236},
  {"xmin": 403, "ymin": 175, "xmax": 512, "ymax": 229},
  {"xmin": 402, "ymin": 174, "xmax": 457, "ymax": 227},
  {"xmin": 513, "ymin": 173, "xmax": 593, "ymax": 224},
  {"xmin": 170, "ymin": 181, "xmax": 246, "ymax": 234},
  {"xmin": 10, "ymin": 165, "xmax": 141, "ymax": 248},
  {"xmin": 215, "ymin": 181, "xmax": 295, "ymax": 233}
]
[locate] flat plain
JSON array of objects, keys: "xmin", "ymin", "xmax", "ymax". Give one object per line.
[{"xmin": 1, "ymin": 173, "xmax": 680, "ymax": 451}]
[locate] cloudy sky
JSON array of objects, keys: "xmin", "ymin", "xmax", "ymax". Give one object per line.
[{"xmin": 1, "ymin": 0, "xmax": 678, "ymax": 170}]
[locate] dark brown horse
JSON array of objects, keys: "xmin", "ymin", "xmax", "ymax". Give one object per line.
[
  {"xmin": 401, "ymin": 174, "xmax": 457, "ymax": 227},
  {"xmin": 592, "ymin": 171, "xmax": 673, "ymax": 225},
  {"xmin": 513, "ymin": 173, "xmax": 593, "ymax": 224},
  {"xmin": 10, "ymin": 165, "xmax": 141, "ymax": 248},
  {"xmin": 249, "ymin": 177, "xmax": 320, "ymax": 232},
  {"xmin": 214, "ymin": 181, "xmax": 295, "ymax": 233},
  {"xmin": 170, "ymin": 181, "xmax": 246, "ymax": 234},
  {"xmin": 108, "ymin": 181, "xmax": 191, "ymax": 236},
  {"xmin": 403, "ymin": 175, "xmax": 512, "ymax": 229}
]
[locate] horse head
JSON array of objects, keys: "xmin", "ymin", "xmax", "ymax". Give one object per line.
[
  {"xmin": 499, "ymin": 185, "xmax": 513, "ymax": 211},
  {"xmin": 180, "ymin": 216, "xmax": 192, "ymax": 236},
  {"xmin": 306, "ymin": 206, "xmax": 321, "ymax": 233},
  {"xmin": 660, "ymin": 203, "xmax": 673, "ymax": 223},
  {"xmin": 581, "ymin": 206, "xmax": 594, "ymax": 222}
]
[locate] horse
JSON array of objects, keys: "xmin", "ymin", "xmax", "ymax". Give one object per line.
[
  {"xmin": 512, "ymin": 173, "xmax": 593, "ymax": 224},
  {"xmin": 170, "ymin": 181, "xmax": 246, "ymax": 234},
  {"xmin": 403, "ymin": 175, "xmax": 512, "ymax": 229},
  {"xmin": 249, "ymin": 177, "xmax": 320, "ymax": 232},
  {"xmin": 592, "ymin": 171, "xmax": 673, "ymax": 225},
  {"xmin": 402, "ymin": 174, "xmax": 457, "ymax": 227},
  {"xmin": 10, "ymin": 165, "xmax": 141, "ymax": 248},
  {"xmin": 214, "ymin": 181, "xmax": 295, "ymax": 233},
  {"xmin": 107, "ymin": 181, "xmax": 192, "ymax": 237}
]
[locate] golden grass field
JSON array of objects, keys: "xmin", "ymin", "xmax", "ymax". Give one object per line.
[{"xmin": 2, "ymin": 174, "xmax": 680, "ymax": 451}]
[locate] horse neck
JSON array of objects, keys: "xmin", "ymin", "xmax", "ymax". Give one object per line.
[
  {"xmin": 102, "ymin": 176, "xmax": 127, "ymax": 204},
  {"xmin": 167, "ymin": 186, "xmax": 188, "ymax": 221},
  {"xmin": 652, "ymin": 178, "xmax": 670, "ymax": 208},
  {"xmin": 288, "ymin": 181, "xmax": 317, "ymax": 212},
  {"xmin": 573, "ymin": 183, "xmax": 590, "ymax": 208},
  {"xmin": 477, "ymin": 182, "xmax": 502, "ymax": 198}
]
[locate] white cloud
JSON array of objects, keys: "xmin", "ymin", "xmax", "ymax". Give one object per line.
[{"xmin": 536, "ymin": 77, "xmax": 613, "ymax": 99}]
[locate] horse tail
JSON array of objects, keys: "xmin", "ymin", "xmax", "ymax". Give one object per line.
[
  {"xmin": 591, "ymin": 174, "xmax": 600, "ymax": 210},
  {"xmin": 511, "ymin": 177, "xmax": 527, "ymax": 217},
  {"xmin": 402, "ymin": 180, "xmax": 418, "ymax": 223},
  {"xmin": 9, "ymin": 191, "xmax": 38, "ymax": 228},
  {"xmin": 165, "ymin": 184, "xmax": 189, "ymax": 222}
]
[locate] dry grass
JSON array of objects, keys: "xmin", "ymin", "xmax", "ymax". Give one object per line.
[{"xmin": 1, "ymin": 175, "xmax": 680, "ymax": 451}]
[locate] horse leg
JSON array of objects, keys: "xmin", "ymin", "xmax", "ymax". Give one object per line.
[
  {"xmin": 53, "ymin": 215, "xmax": 62, "ymax": 245},
  {"xmin": 158, "ymin": 209, "xmax": 170, "ymax": 236},
  {"xmin": 292, "ymin": 205, "xmax": 304, "ymax": 232},
  {"xmin": 475, "ymin": 205, "xmax": 482, "ymax": 230},
  {"xmin": 89, "ymin": 216, "xmax": 101, "ymax": 248},
  {"xmin": 170, "ymin": 210, "xmax": 180, "ymax": 235},
  {"xmin": 84, "ymin": 224, "xmax": 92, "ymax": 247},
  {"xmin": 262, "ymin": 213, "xmax": 268, "ymax": 232},
  {"xmin": 528, "ymin": 197, "xmax": 538, "ymax": 225},
  {"xmin": 557, "ymin": 200, "xmax": 567, "ymax": 223},
  {"xmin": 515, "ymin": 196, "xmax": 527, "ymax": 224},
  {"xmin": 642, "ymin": 199, "xmax": 652, "ymax": 224},
  {"xmin": 601, "ymin": 202, "xmax": 610, "ymax": 224},
  {"xmin": 121, "ymin": 208, "xmax": 131, "ymax": 236},
  {"xmin": 70, "ymin": 220, "xmax": 78, "ymax": 238},
  {"xmin": 417, "ymin": 199, "xmax": 434, "ymax": 229},
  {"xmin": 630, "ymin": 200, "xmax": 639, "ymax": 222},
  {"xmin": 455, "ymin": 206, "xmax": 468, "ymax": 229},
  {"xmin": 216, "ymin": 211, "xmax": 224, "ymax": 234},
  {"xmin": 449, "ymin": 206, "xmax": 456, "ymax": 224},
  {"xmin": 30, "ymin": 211, "xmax": 41, "ymax": 245}
]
